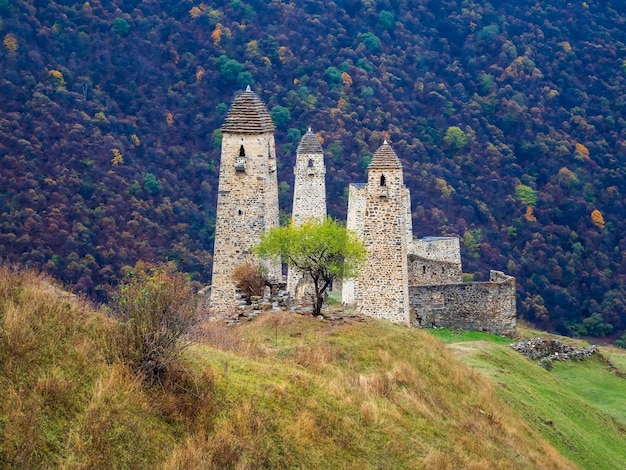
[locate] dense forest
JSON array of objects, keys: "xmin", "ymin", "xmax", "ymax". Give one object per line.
[{"xmin": 1, "ymin": 0, "xmax": 626, "ymax": 337}]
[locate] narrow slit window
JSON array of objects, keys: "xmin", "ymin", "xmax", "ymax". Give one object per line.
[
  {"xmin": 380, "ymin": 174, "xmax": 386, "ymax": 186},
  {"xmin": 238, "ymin": 209, "xmax": 243, "ymax": 216},
  {"xmin": 308, "ymin": 158, "xmax": 314, "ymax": 168},
  {"xmin": 239, "ymin": 145, "xmax": 246, "ymax": 157},
  {"xmin": 422, "ymin": 265, "xmax": 426, "ymax": 274}
]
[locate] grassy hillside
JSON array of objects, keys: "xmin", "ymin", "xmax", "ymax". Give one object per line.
[
  {"xmin": 432, "ymin": 328, "xmax": 626, "ymax": 469},
  {"xmin": 3, "ymin": 266, "xmax": 625, "ymax": 468}
]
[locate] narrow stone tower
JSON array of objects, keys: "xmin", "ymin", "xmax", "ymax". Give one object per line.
[
  {"xmin": 287, "ymin": 129, "xmax": 327, "ymax": 300},
  {"xmin": 354, "ymin": 141, "xmax": 410, "ymax": 324},
  {"xmin": 210, "ymin": 87, "xmax": 281, "ymax": 313}
]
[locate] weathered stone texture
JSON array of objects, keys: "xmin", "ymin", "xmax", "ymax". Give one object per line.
[
  {"xmin": 410, "ymin": 271, "xmax": 516, "ymax": 335},
  {"xmin": 355, "ymin": 142, "xmax": 410, "ymax": 324},
  {"xmin": 287, "ymin": 129, "xmax": 327, "ymax": 300},
  {"xmin": 408, "ymin": 254, "xmax": 462, "ymax": 287},
  {"xmin": 342, "ymin": 183, "xmax": 366, "ymax": 305},
  {"xmin": 409, "ymin": 237, "xmax": 461, "ymax": 264},
  {"xmin": 210, "ymin": 89, "xmax": 280, "ymax": 314}
]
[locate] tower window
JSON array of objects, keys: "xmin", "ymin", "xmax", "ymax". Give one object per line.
[
  {"xmin": 422, "ymin": 265, "xmax": 426, "ymax": 274},
  {"xmin": 380, "ymin": 174, "xmax": 386, "ymax": 186},
  {"xmin": 308, "ymin": 159, "xmax": 314, "ymax": 168},
  {"xmin": 239, "ymin": 145, "xmax": 246, "ymax": 157},
  {"xmin": 238, "ymin": 209, "xmax": 243, "ymax": 216}
]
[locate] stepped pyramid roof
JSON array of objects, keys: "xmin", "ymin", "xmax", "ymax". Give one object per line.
[
  {"xmin": 222, "ymin": 86, "xmax": 275, "ymax": 134},
  {"xmin": 297, "ymin": 128, "xmax": 323, "ymax": 154},
  {"xmin": 368, "ymin": 140, "xmax": 402, "ymax": 169}
]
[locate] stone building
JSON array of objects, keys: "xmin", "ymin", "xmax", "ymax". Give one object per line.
[
  {"xmin": 287, "ymin": 128, "xmax": 327, "ymax": 301},
  {"xmin": 207, "ymin": 89, "xmax": 515, "ymax": 333},
  {"xmin": 345, "ymin": 141, "xmax": 516, "ymax": 335},
  {"xmin": 352, "ymin": 141, "xmax": 411, "ymax": 324},
  {"xmin": 210, "ymin": 87, "xmax": 281, "ymax": 313}
]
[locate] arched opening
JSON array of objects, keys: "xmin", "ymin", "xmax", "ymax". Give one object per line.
[
  {"xmin": 422, "ymin": 265, "xmax": 426, "ymax": 274},
  {"xmin": 380, "ymin": 174, "xmax": 386, "ymax": 186},
  {"xmin": 239, "ymin": 145, "xmax": 246, "ymax": 157},
  {"xmin": 238, "ymin": 209, "xmax": 243, "ymax": 216},
  {"xmin": 308, "ymin": 158, "xmax": 314, "ymax": 168}
]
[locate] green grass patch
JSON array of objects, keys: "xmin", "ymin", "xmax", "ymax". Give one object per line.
[
  {"xmin": 445, "ymin": 340, "xmax": 626, "ymax": 469},
  {"xmin": 426, "ymin": 327, "xmax": 513, "ymax": 345}
]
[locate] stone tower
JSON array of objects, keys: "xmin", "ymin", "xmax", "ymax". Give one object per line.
[
  {"xmin": 354, "ymin": 141, "xmax": 410, "ymax": 324},
  {"xmin": 287, "ymin": 128, "xmax": 327, "ymax": 299},
  {"xmin": 210, "ymin": 87, "xmax": 281, "ymax": 313}
]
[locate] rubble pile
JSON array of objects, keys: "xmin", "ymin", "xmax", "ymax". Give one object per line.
[{"xmin": 511, "ymin": 337, "xmax": 599, "ymax": 363}]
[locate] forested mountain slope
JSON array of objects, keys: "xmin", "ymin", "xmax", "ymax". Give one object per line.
[{"xmin": 1, "ymin": 0, "xmax": 626, "ymax": 336}]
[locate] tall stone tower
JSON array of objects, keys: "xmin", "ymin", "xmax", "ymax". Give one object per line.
[
  {"xmin": 210, "ymin": 87, "xmax": 281, "ymax": 313},
  {"xmin": 287, "ymin": 129, "xmax": 327, "ymax": 299},
  {"xmin": 354, "ymin": 141, "xmax": 410, "ymax": 324}
]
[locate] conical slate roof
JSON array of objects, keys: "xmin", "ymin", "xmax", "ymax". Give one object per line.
[
  {"xmin": 297, "ymin": 128, "xmax": 323, "ymax": 154},
  {"xmin": 368, "ymin": 140, "xmax": 402, "ymax": 169},
  {"xmin": 221, "ymin": 86, "xmax": 275, "ymax": 134}
]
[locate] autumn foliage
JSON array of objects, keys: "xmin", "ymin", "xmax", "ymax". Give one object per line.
[{"xmin": 0, "ymin": 0, "xmax": 625, "ymax": 336}]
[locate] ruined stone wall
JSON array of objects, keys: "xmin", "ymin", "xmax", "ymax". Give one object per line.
[
  {"xmin": 409, "ymin": 271, "xmax": 516, "ymax": 335},
  {"xmin": 342, "ymin": 183, "xmax": 366, "ymax": 305},
  {"xmin": 210, "ymin": 131, "xmax": 281, "ymax": 313},
  {"xmin": 355, "ymin": 168, "xmax": 410, "ymax": 324},
  {"xmin": 408, "ymin": 254, "xmax": 463, "ymax": 287}
]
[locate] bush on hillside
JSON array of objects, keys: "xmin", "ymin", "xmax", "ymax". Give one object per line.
[{"xmin": 113, "ymin": 263, "xmax": 199, "ymax": 386}]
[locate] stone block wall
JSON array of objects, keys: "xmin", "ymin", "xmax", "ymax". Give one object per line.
[
  {"xmin": 409, "ymin": 237, "xmax": 461, "ymax": 264},
  {"xmin": 409, "ymin": 271, "xmax": 516, "ymax": 335},
  {"xmin": 287, "ymin": 138, "xmax": 326, "ymax": 299},
  {"xmin": 342, "ymin": 183, "xmax": 366, "ymax": 305},
  {"xmin": 408, "ymin": 254, "xmax": 463, "ymax": 287},
  {"xmin": 210, "ymin": 131, "xmax": 281, "ymax": 313},
  {"xmin": 355, "ymin": 166, "xmax": 410, "ymax": 324}
]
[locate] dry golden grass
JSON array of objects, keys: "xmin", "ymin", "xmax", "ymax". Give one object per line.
[{"xmin": 1, "ymin": 268, "xmax": 579, "ymax": 469}]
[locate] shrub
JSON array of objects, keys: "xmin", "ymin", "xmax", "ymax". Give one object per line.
[
  {"xmin": 112, "ymin": 263, "xmax": 198, "ymax": 386},
  {"xmin": 231, "ymin": 263, "xmax": 267, "ymax": 301}
]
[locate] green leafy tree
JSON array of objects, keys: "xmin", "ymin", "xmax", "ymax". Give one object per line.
[
  {"xmin": 443, "ymin": 126, "xmax": 467, "ymax": 150},
  {"xmin": 254, "ymin": 217, "xmax": 366, "ymax": 316},
  {"xmin": 271, "ymin": 105, "xmax": 291, "ymax": 128},
  {"xmin": 112, "ymin": 17, "xmax": 131, "ymax": 35},
  {"xmin": 143, "ymin": 172, "xmax": 161, "ymax": 195},
  {"xmin": 379, "ymin": 11, "xmax": 394, "ymax": 30},
  {"xmin": 361, "ymin": 32, "xmax": 381, "ymax": 52},
  {"xmin": 515, "ymin": 184, "xmax": 537, "ymax": 206},
  {"xmin": 217, "ymin": 55, "xmax": 244, "ymax": 82}
]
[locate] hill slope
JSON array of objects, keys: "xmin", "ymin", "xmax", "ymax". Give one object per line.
[
  {"xmin": 0, "ymin": 266, "xmax": 581, "ymax": 469},
  {"xmin": 1, "ymin": 0, "xmax": 626, "ymax": 335}
]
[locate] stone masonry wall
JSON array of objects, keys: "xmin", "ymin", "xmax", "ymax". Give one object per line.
[
  {"xmin": 210, "ymin": 131, "xmax": 281, "ymax": 314},
  {"xmin": 287, "ymin": 146, "xmax": 326, "ymax": 299},
  {"xmin": 409, "ymin": 271, "xmax": 516, "ymax": 335},
  {"xmin": 409, "ymin": 237, "xmax": 461, "ymax": 264},
  {"xmin": 356, "ymin": 168, "xmax": 410, "ymax": 324},
  {"xmin": 342, "ymin": 183, "xmax": 366, "ymax": 305},
  {"xmin": 408, "ymin": 254, "xmax": 463, "ymax": 287}
]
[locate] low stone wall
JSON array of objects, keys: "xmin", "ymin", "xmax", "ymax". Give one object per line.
[
  {"xmin": 408, "ymin": 254, "xmax": 462, "ymax": 287},
  {"xmin": 410, "ymin": 271, "xmax": 516, "ymax": 335}
]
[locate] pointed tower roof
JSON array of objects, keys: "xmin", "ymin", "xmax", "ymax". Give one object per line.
[
  {"xmin": 297, "ymin": 127, "xmax": 323, "ymax": 154},
  {"xmin": 222, "ymin": 86, "xmax": 275, "ymax": 134},
  {"xmin": 368, "ymin": 140, "xmax": 402, "ymax": 169}
]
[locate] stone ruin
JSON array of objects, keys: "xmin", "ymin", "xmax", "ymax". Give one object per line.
[{"xmin": 209, "ymin": 87, "xmax": 517, "ymax": 335}]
